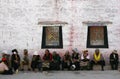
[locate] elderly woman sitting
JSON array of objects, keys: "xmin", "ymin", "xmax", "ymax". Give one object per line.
[
  {"xmin": 80, "ymin": 50, "xmax": 90, "ymax": 70},
  {"xmin": 50, "ymin": 51, "xmax": 61, "ymax": 70},
  {"xmin": 62, "ymin": 51, "xmax": 72, "ymax": 70},
  {"xmin": 31, "ymin": 51, "xmax": 42, "ymax": 72},
  {"xmin": 0, "ymin": 54, "xmax": 13, "ymax": 75},
  {"xmin": 71, "ymin": 49, "xmax": 80, "ymax": 70}
]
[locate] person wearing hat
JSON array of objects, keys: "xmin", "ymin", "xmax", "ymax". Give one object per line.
[
  {"xmin": 2, "ymin": 50, "xmax": 11, "ymax": 68},
  {"xmin": 11, "ymin": 49, "xmax": 21, "ymax": 74},
  {"xmin": 21, "ymin": 49, "xmax": 31, "ymax": 71},
  {"xmin": 71, "ymin": 49, "xmax": 80, "ymax": 70},
  {"xmin": 31, "ymin": 51, "xmax": 42, "ymax": 72},
  {"xmin": 0, "ymin": 54, "xmax": 13, "ymax": 75},
  {"xmin": 80, "ymin": 50, "xmax": 90, "ymax": 70},
  {"xmin": 90, "ymin": 49, "xmax": 105, "ymax": 71},
  {"xmin": 109, "ymin": 50, "xmax": 119, "ymax": 70},
  {"xmin": 81, "ymin": 50, "xmax": 90, "ymax": 61}
]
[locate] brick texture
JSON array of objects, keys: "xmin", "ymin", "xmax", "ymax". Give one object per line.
[{"xmin": 0, "ymin": 0, "xmax": 120, "ymax": 61}]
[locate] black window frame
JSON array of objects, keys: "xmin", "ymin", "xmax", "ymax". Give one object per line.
[
  {"xmin": 87, "ymin": 26, "xmax": 109, "ymax": 48},
  {"xmin": 41, "ymin": 26, "xmax": 63, "ymax": 49}
]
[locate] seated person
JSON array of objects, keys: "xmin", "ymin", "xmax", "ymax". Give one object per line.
[
  {"xmin": 90, "ymin": 49, "xmax": 105, "ymax": 71},
  {"xmin": 31, "ymin": 51, "xmax": 42, "ymax": 72},
  {"xmin": 42, "ymin": 49, "xmax": 52, "ymax": 71},
  {"xmin": 0, "ymin": 55, "xmax": 13, "ymax": 75},
  {"xmin": 11, "ymin": 49, "xmax": 21, "ymax": 74},
  {"xmin": 50, "ymin": 51, "xmax": 61, "ymax": 70},
  {"xmin": 62, "ymin": 51, "xmax": 72, "ymax": 70},
  {"xmin": 80, "ymin": 50, "xmax": 90, "ymax": 70},
  {"xmin": 109, "ymin": 50, "xmax": 119, "ymax": 70},
  {"xmin": 71, "ymin": 49, "xmax": 80, "ymax": 70},
  {"xmin": 21, "ymin": 49, "xmax": 30, "ymax": 71},
  {"xmin": 2, "ymin": 50, "xmax": 11, "ymax": 68}
]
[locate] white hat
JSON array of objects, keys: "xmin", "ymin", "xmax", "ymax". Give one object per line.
[
  {"xmin": 13, "ymin": 52, "xmax": 17, "ymax": 54},
  {"xmin": 113, "ymin": 50, "xmax": 117, "ymax": 53},
  {"xmin": 33, "ymin": 51, "xmax": 38, "ymax": 55}
]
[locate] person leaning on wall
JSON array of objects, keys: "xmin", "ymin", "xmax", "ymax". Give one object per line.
[
  {"xmin": 0, "ymin": 54, "xmax": 13, "ymax": 75},
  {"xmin": 71, "ymin": 49, "xmax": 80, "ymax": 70},
  {"xmin": 21, "ymin": 49, "xmax": 31, "ymax": 71},
  {"xmin": 50, "ymin": 51, "xmax": 61, "ymax": 70},
  {"xmin": 31, "ymin": 51, "xmax": 42, "ymax": 72},
  {"xmin": 90, "ymin": 49, "xmax": 105, "ymax": 71},
  {"xmin": 61, "ymin": 51, "xmax": 72, "ymax": 70},
  {"xmin": 80, "ymin": 50, "xmax": 90, "ymax": 70},
  {"xmin": 11, "ymin": 49, "xmax": 21, "ymax": 74},
  {"xmin": 109, "ymin": 50, "xmax": 119, "ymax": 70},
  {"xmin": 42, "ymin": 49, "xmax": 52, "ymax": 71}
]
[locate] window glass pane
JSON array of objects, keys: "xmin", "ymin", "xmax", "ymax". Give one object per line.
[
  {"xmin": 87, "ymin": 26, "xmax": 108, "ymax": 48},
  {"xmin": 90, "ymin": 26, "xmax": 104, "ymax": 45},
  {"xmin": 46, "ymin": 27, "xmax": 59, "ymax": 46},
  {"xmin": 41, "ymin": 26, "xmax": 63, "ymax": 48}
]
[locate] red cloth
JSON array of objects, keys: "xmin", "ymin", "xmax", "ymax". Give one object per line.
[
  {"xmin": 2, "ymin": 58, "xmax": 7, "ymax": 62},
  {"xmin": 43, "ymin": 53, "xmax": 52, "ymax": 61}
]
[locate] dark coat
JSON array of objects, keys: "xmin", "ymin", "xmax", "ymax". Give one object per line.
[
  {"xmin": 11, "ymin": 54, "xmax": 21, "ymax": 67},
  {"xmin": 110, "ymin": 53, "xmax": 119, "ymax": 63}
]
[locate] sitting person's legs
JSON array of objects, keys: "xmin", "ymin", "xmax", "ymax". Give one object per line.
[
  {"xmin": 2, "ymin": 68, "xmax": 13, "ymax": 75},
  {"xmin": 31, "ymin": 61, "xmax": 37, "ymax": 71},
  {"xmin": 90, "ymin": 60, "xmax": 95, "ymax": 70},
  {"xmin": 80, "ymin": 59, "xmax": 90, "ymax": 70},
  {"xmin": 62, "ymin": 61, "xmax": 70, "ymax": 70},
  {"xmin": 42, "ymin": 61, "xmax": 50, "ymax": 71},
  {"xmin": 90, "ymin": 60, "xmax": 105, "ymax": 71},
  {"xmin": 21, "ymin": 61, "xmax": 29, "ymax": 70},
  {"xmin": 98, "ymin": 60, "xmax": 105, "ymax": 70},
  {"xmin": 73, "ymin": 61, "xmax": 80, "ymax": 70},
  {"xmin": 37, "ymin": 62, "xmax": 42, "ymax": 71}
]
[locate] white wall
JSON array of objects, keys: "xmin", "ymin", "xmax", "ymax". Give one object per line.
[{"xmin": 0, "ymin": 0, "xmax": 120, "ymax": 57}]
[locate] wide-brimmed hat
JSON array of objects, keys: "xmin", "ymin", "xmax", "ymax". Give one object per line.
[
  {"xmin": 83, "ymin": 50, "xmax": 88, "ymax": 52},
  {"xmin": 113, "ymin": 50, "xmax": 117, "ymax": 53}
]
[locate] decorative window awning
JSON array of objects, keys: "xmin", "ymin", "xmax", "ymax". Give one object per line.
[
  {"xmin": 82, "ymin": 21, "xmax": 112, "ymax": 26},
  {"xmin": 38, "ymin": 21, "xmax": 68, "ymax": 25}
]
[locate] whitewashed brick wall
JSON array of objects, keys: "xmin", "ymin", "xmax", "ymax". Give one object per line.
[{"xmin": 0, "ymin": 0, "xmax": 120, "ymax": 61}]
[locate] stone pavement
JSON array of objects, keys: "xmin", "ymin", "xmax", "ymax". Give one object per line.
[{"xmin": 0, "ymin": 70, "xmax": 120, "ymax": 79}]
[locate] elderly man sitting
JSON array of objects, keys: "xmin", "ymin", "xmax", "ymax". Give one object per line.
[{"xmin": 90, "ymin": 49, "xmax": 105, "ymax": 71}]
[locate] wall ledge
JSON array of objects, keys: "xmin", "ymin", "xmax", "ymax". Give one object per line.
[
  {"xmin": 82, "ymin": 21, "xmax": 112, "ymax": 26},
  {"xmin": 38, "ymin": 21, "xmax": 68, "ymax": 25}
]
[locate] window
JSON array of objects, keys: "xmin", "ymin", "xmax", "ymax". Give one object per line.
[
  {"xmin": 87, "ymin": 26, "xmax": 108, "ymax": 48},
  {"xmin": 41, "ymin": 26, "xmax": 63, "ymax": 48}
]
